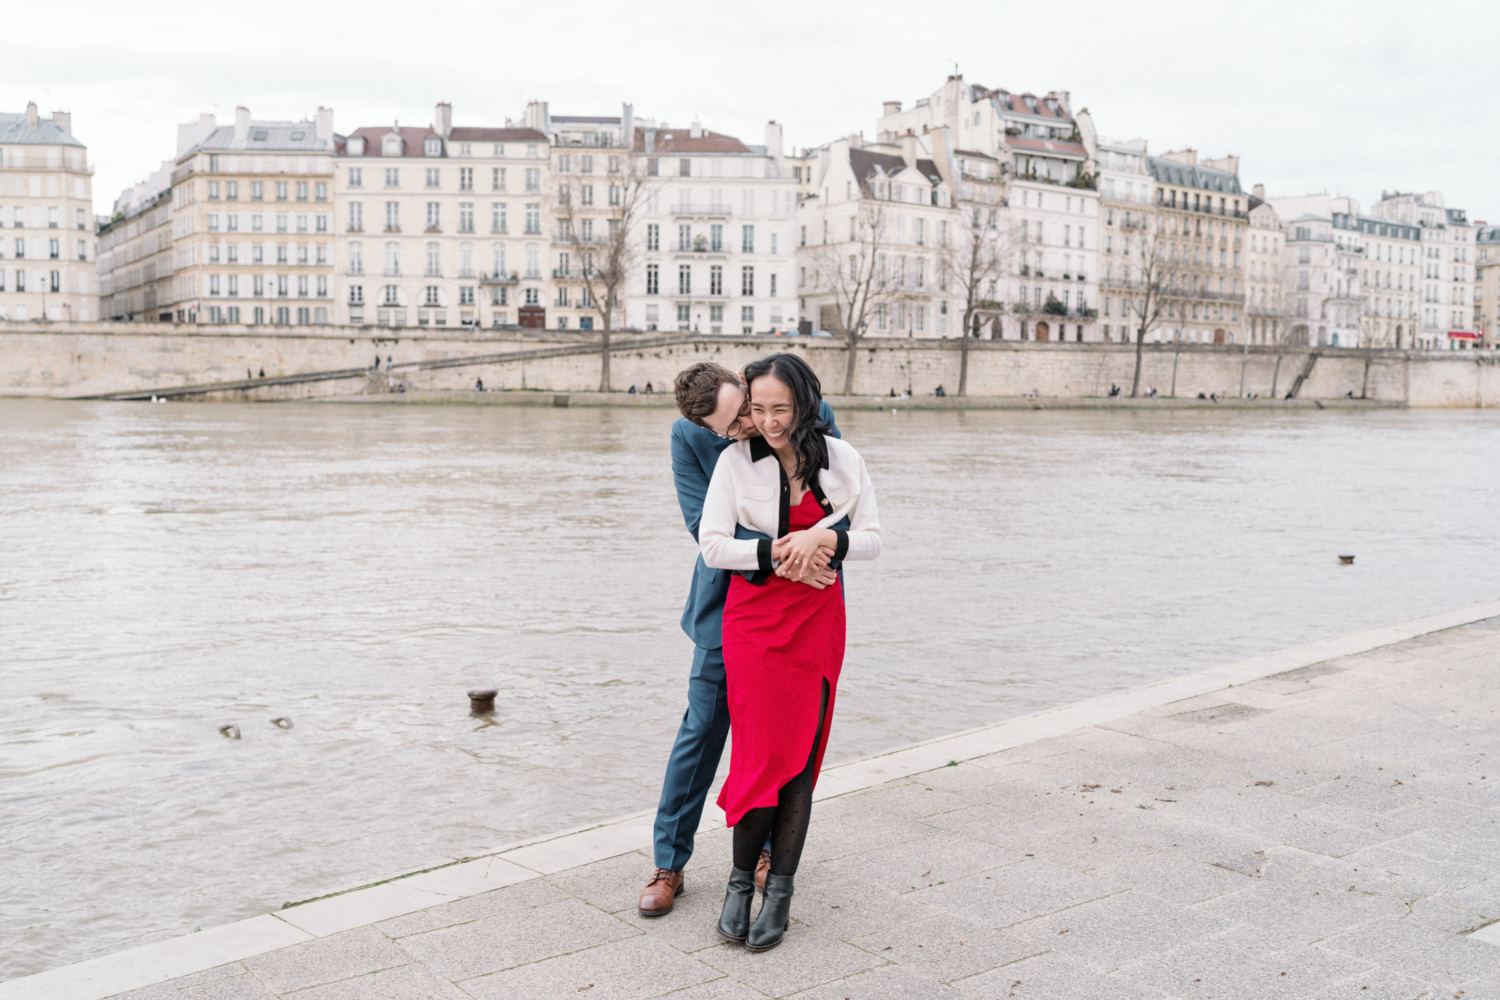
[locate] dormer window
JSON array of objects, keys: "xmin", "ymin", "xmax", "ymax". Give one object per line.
[
  {"xmin": 252, "ymin": 129, "xmax": 268, "ymax": 142},
  {"xmin": 425, "ymin": 138, "xmax": 442, "ymax": 157},
  {"xmin": 383, "ymin": 134, "xmax": 402, "ymax": 157},
  {"xmin": 348, "ymin": 137, "xmax": 365, "ymax": 156},
  {"xmin": 290, "ymin": 131, "xmax": 305, "ymax": 141}
]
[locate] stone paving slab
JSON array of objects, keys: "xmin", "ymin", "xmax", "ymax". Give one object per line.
[{"xmin": 12, "ymin": 609, "xmax": 1500, "ymax": 1000}]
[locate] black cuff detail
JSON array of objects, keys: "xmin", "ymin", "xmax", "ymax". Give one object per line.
[
  {"xmin": 757, "ymin": 538, "xmax": 773, "ymax": 573},
  {"xmin": 833, "ymin": 529, "xmax": 849, "ymax": 563}
]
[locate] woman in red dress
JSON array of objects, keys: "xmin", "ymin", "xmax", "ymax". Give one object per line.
[{"xmin": 698, "ymin": 353, "xmax": 882, "ymax": 951}]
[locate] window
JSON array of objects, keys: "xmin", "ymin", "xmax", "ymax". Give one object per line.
[
  {"xmin": 679, "ymin": 158, "xmax": 691, "ymax": 177},
  {"xmin": 349, "ymin": 242, "xmax": 363, "ymax": 275},
  {"xmin": 557, "ymin": 154, "xmax": 571, "ymax": 174},
  {"xmin": 459, "ymin": 167, "xmax": 473, "ymax": 191},
  {"xmin": 459, "ymin": 203, "xmax": 474, "ymax": 233},
  {"xmin": 710, "ymin": 265, "xmax": 723, "ymax": 295},
  {"xmin": 49, "ymin": 238, "xmax": 60, "ymax": 259},
  {"xmin": 298, "ymin": 275, "xmax": 309, "ymax": 298},
  {"xmin": 276, "ymin": 245, "xmax": 288, "ymax": 265},
  {"xmin": 297, "ymin": 306, "xmax": 310, "ymax": 324},
  {"xmin": 769, "ymin": 273, "xmax": 777, "ymax": 296},
  {"xmin": 348, "ymin": 202, "xmax": 363, "ymax": 231},
  {"xmin": 75, "ymin": 208, "xmax": 87, "ymax": 229},
  {"xmin": 426, "ymin": 242, "xmax": 441, "ymax": 276},
  {"xmin": 608, "ymin": 185, "xmax": 621, "ymax": 207},
  {"xmin": 209, "ymin": 213, "xmax": 220, "ymax": 232},
  {"xmin": 295, "ymin": 181, "xmax": 308, "ymax": 202},
  {"xmin": 347, "ymin": 169, "xmax": 361, "ymax": 188},
  {"xmin": 316, "ymin": 182, "xmax": 327, "ymax": 202},
  {"xmin": 296, "ymin": 214, "xmax": 308, "ymax": 234},
  {"xmin": 425, "ymin": 168, "xmax": 440, "ymax": 189},
  {"xmin": 76, "ymin": 239, "xmax": 87, "ymax": 261},
  {"xmin": 459, "ymin": 286, "xmax": 474, "ymax": 306},
  {"xmin": 741, "ymin": 305, "xmax": 754, "ymax": 323},
  {"xmin": 425, "ymin": 138, "xmax": 441, "ymax": 157},
  {"xmin": 678, "ymin": 224, "xmax": 691, "ymax": 251},
  {"xmin": 384, "ymin": 202, "xmax": 399, "ymax": 232},
  {"xmin": 741, "ymin": 266, "xmax": 754, "ymax": 296},
  {"xmin": 208, "ymin": 181, "xmax": 220, "ymax": 201},
  {"xmin": 492, "ymin": 167, "xmax": 505, "ymax": 191},
  {"xmin": 491, "ymin": 244, "xmax": 507, "ymax": 277},
  {"xmin": 646, "ymin": 263, "xmax": 659, "ymax": 294},
  {"xmin": 459, "ymin": 242, "xmax": 473, "ymax": 277},
  {"xmin": 209, "ymin": 275, "xmax": 221, "ymax": 296},
  {"xmin": 277, "ymin": 181, "xmax": 289, "ymax": 202},
  {"xmin": 646, "ymin": 224, "xmax": 659, "ymax": 251},
  {"xmin": 424, "ymin": 285, "xmax": 440, "ymax": 306},
  {"xmin": 647, "ymin": 158, "xmax": 659, "ymax": 176},
  {"xmin": 525, "ymin": 204, "xmax": 541, "ymax": 234},
  {"xmin": 581, "ymin": 184, "xmax": 593, "ymax": 206},
  {"xmin": 711, "ymin": 224, "xmax": 723, "ymax": 252},
  {"xmin": 316, "ymin": 214, "xmax": 328, "ymax": 233},
  {"xmin": 492, "ymin": 203, "xmax": 507, "ymax": 233},
  {"xmin": 557, "ymin": 183, "xmax": 569, "ymax": 206},
  {"xmin": 426, "ymin": 202, "xmax": 440, "ymax": 231},
  {"xmin": 525, "ymin": 168, "xmax": 540, "ymax": 192},
  {"xmin": 384, "ymin": 168, "xmax": 399, "ymax": 188},
  {"xmin": 677, "ymin": 303, "xmax": 690, "ymax": 324},
  {"xmin": 678, "ymin": 264, "xmax": 691, "ymax": 295},
  {"xmin": 226, "ymin": 181, "xmax": 239, "ymax": 201},
  {"xmin": 384, "ymin": 241, "xmax": 400, "ymax": 275},
  {"xmin": 525, "ymin": 243, "xmax": 540, "ymax": 278},
  {"xmin": 383, "ymin": 284, "xmax": 400, "ymax": 306}
]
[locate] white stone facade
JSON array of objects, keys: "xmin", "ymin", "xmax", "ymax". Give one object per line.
[
  {"xmin": 169, "ymin": 108, "xmax": 336, "ymax": 325},
  {"xmin": 0, "ymin": 103, "xmax": 96, "ymax": 322},
  {"xmin": 333, "ymin": 104, "xmax": 550, "ymax": 330}
]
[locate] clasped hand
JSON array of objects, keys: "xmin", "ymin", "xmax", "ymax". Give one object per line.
[{"xmin": 772, "ymin": 528, "xmax": 838, "ymax": 589}]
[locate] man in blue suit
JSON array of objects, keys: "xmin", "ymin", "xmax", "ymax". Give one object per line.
[{"xmin": 638, "ymin": 360, "xmax": 843, "ymax": 916}]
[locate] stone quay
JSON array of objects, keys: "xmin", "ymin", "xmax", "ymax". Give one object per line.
[{"xmin": 6, "ymin": 601, "xmax": 1500, "ymax": 1000}]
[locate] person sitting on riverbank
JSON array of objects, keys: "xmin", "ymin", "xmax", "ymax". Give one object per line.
[
  {"xmin": 638, "ymin": 362, "xmax": 844, "ymax": 922},
  {"xmin": 699, "ymin": 352, "xmax": 882, "ymax": 951}
]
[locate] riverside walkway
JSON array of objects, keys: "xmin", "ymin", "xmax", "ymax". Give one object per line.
[{"xmin": 10, "ymin": 604, "xmax": 1500, "ymax": 1000}]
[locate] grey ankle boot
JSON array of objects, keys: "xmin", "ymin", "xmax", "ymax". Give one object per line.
[
  {"xmin": 746, "ymin": 872, "xmax": 794, "ymax": 951},
  {"xmin": 716, "ymin": 865, "xmax": 756, "ymax": 943}
]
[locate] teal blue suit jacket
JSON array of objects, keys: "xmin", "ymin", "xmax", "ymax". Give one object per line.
[{"xmin": 673, "ymin": 401, "xmax": 841, "ymax": 649}]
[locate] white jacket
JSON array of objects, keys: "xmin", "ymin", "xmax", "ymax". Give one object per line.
[{"xmin": 700, "ymin": 434, "xmax": 882, "ymax": 572}]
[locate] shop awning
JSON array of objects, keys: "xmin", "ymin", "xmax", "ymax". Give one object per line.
[{"xmin": 1448, "ymin": 330, "xmax": 1479, "ymax": 339}]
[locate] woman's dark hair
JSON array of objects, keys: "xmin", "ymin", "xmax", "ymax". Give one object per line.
[{"xmin": 742, "ymin": 352, "xmax": 830, "ymax": 487}]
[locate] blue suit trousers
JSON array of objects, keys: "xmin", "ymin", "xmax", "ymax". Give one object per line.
[{"xmin": 653, "ymin": 644, "xmax": 731, "ymax": 871}]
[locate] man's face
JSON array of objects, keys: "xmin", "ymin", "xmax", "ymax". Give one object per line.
[{"xmin": 703, "ymin": 381, "xmax": 755, "ymax": 440}]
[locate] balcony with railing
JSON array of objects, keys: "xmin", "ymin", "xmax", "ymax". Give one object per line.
[
  {"xmin": 672, "ymin": 203, "xmax": 732, "ymax": 218},
  {"xmin": 479, "ymin": 271, "xmax": 519, "ymax": 285}
]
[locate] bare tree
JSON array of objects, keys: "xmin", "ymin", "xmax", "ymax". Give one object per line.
[
  {"xmin": 559, "ymin": 157, "xmax": 653, "ymax": 392},
  {"xmin": 1116, "ymin": 213, "xmax": 1197, "ymax": 397},
  {"xmin": 807, "ymin": 202, "xmax": 894, "ymax": 395},
  {"xmin": 944, "ymin": 202, "xmax": 1018, "ymax": 396}
]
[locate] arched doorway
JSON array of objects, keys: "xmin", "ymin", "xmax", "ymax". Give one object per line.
[
  {"xmin": 1213, "ymin": 328, "xmax": 1226, "ymax": 344},
  {"xmin": 1035, "ymin": 321, "xmax": 1050, "ymax": 341},
  {"xmin": 1395, "ymin": 324, "xmax": 1404, "ymax": 348}
]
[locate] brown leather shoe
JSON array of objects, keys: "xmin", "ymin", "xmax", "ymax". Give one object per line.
[
  {"xmin": 638, "ymin": 868, "xmax": 684, "ymax": 916},
  {"xmin": 755, "ymin": 849, "xmax": 771, "ymax": 891}
]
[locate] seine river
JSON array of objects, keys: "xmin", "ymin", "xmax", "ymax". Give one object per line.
[{"xmin": 3, "ymin": 397, "xmax": 1499, "ymax": 980}]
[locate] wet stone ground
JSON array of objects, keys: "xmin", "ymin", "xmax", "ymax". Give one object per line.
[{"xmin": 111, "ymin": 618, "xmax": 1500, "ymax": 999}]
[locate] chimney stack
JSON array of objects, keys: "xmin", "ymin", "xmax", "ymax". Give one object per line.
[
  {"xmin": 622, "ymin": 102, "xmax": 634, "ymax": 151},
  {"xmin": 689, "ymin": 118, "xmax": 703, "ymax": 139},
  {"xmin": 1252, "ymin": 183, "xmax": 1265, "ymax": 200},
  {"xmin": 315, "ymin": 106, "xmax": 333, "ymax": 142},
  {"xmin": 764, "ymin": 121, "xmax": 783, "ymax": 160},
  {"xmin": 435, "ymin": 102, "xmax": 452, "ymax": 139},
  {"xmin": 234, "ymin": 106, "xmax": 251, "ymax": 141},
  {"xmin": 900, "ymin": 132, "xmax": 918, "ymax": 168},
  {"xmin": 51, "ymin": 110, "xmax": 71, "ymax": 134},
  {"xmin": 25, "ymin": 101, "xmax": 38, "ymax": 130},
  {"xmin": 882, "ymin": 100, "xmax": 902, "ymax": 117}
]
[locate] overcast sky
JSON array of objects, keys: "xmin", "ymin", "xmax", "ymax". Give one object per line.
[{"xmin": 9, "ymin": 0, "xmax": 1498, "ymax": 223}]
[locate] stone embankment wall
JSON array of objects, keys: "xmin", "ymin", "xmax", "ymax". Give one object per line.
[{"xmin": 3, "ymin": 321, "xmax": 1499, "ymax": 407}]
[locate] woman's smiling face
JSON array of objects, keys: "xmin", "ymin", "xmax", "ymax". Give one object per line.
[{"xmin": 749, "ymin": 373, "xmax": 796, "ymax": 449}]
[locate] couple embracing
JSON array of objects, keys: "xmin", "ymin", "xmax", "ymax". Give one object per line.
[{"xmin": 638, "ymin": 352, "xmax": 882, "ymax": 952}]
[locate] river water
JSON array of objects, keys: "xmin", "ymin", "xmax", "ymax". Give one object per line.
[{"xmin": 3, "ymin": 398, "xmax": 1499, "ymax": 980}]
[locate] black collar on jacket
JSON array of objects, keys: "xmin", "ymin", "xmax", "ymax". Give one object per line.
[{"xmin": 745, "ymin": 435, "xmax": 832, "ymax": 537}]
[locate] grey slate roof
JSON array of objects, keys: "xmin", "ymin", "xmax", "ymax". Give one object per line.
[
  {"xmin": 1146, "ymin": 156, "xmax": 1242, "ymax": 195},
  {"xmin": 0, "ymin": 112, "xmax": 84, "ymax": 147},
  {"xmin": 183, "ymin": 122, "xmax": 332, "ymax": 156}
]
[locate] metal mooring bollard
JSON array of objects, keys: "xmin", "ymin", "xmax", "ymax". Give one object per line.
[
  {"xmin": 218, "ymin": 724, "xmax": 241, "ymax": 740},
  {"xmin": 468, "ymin": 689, "xmax": 498, "ymax": 714},
  {"xmin": 271, "ymin": 716, "xmax": 293, "ymax": 729},
  {"xmin": 1338, "ymin": 554, "xmax": 1355, "ymax": 565}
]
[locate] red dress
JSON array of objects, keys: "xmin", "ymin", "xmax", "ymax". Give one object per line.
[{"xmin": 717, "ymin": 489, "xmax": 847, "ymax": 827}]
